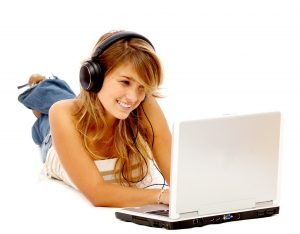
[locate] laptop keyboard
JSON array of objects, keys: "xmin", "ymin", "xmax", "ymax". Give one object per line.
[{"xmin": 146, "ymin": 209, "xmax": 169, "ymax": 217}]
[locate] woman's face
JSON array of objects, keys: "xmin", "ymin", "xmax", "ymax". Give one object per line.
[{"xmin": 97, "ymin": 63, "xmax": 146, "ymax": 123}]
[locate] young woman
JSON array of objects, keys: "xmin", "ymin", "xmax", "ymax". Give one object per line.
[{"xmin": 18, "ymin": 31, "xmax": 171, "ymax": 207}]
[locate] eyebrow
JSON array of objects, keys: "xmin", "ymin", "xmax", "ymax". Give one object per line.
[
  {"xmin": 120, "ymin": 75, "xmax": 145, "ymax": 87},
  {"xmin": 120, "ymin": 75, "xmax": 144, "ymax": 86},
  {"xmin": 120, "ymin": 75, "xmax": 133, "ymax": 80}
]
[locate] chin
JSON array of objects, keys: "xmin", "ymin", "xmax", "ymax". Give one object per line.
[{"xmin": 115, "ymin": 112, "xmax": 131, "ymax": 120}]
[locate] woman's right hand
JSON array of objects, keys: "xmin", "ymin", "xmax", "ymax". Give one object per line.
[{"xmin": 158, "ymin": 189, "xmax": 170, "ymax": 205}]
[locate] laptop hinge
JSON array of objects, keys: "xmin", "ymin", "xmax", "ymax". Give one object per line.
[
  {"xmin": 255, "ymin": 200, "xmax": 273, "ymax": 208},
  {"xmin": 178, "ymin": 211, "xmax": 199, "ymax": 219}
]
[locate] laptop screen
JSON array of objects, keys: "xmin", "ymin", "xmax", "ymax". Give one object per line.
[{"xmin": 169, "ymin": 112, "xmax": 281, "ymax": 219}]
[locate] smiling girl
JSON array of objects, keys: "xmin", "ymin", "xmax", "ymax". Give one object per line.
[{"xmin": 18, "ymin": 31, "xmax": 171, "ymax": 207}]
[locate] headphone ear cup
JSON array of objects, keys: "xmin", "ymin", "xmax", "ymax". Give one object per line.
[{"xmin": 80, "ymin": 60, "xmax": 104, "ymax": 92}]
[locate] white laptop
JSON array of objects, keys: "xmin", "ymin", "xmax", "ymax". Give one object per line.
[{"xmin": 115, "ymin": 111, "xmax": 282, "ymax": 229}]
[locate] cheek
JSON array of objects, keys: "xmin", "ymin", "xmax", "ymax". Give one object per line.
[
  {"xmin": 97, "ymin": 91, "xmax": 104, "ymax": 102},
  {"xmin": 97, "ymin": 90, "xmax": 111, "ymax": 106},
  {"xmin": 97, "ymin": 82, "xmax": 116, "ymax": 99}
]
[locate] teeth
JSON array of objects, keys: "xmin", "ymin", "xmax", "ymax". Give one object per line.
[{"xmin": 118, "ymin": 100, "xmax": 131, "ymax": 108}]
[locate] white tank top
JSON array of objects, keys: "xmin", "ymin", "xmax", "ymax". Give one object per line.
[{"xmin": 42, "ymin": 145, "xmax": 163, "ymax": 189}]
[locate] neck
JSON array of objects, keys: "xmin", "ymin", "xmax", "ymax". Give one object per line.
[{"xmin": 104, "ymin": 113, "xmax": 118, "ymax": 129}]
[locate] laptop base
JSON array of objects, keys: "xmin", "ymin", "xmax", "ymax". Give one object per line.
[{"xmin": 115, "ymin": 206, "xmax": 279, "ymax": 230}]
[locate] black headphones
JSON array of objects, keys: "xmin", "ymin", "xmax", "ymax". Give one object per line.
[{"xmin": 79, "ymin": 31, "xmax": 155, "ymax": 93}]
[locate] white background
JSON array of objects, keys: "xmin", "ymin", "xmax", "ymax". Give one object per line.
[{"xmin": 1, "ymin": 0, "xmax": 299, "ymax": 233}]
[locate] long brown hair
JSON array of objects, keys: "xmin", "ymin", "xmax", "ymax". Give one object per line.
[{"xmin": 75, "ymin": 31, "xmax": 163, "ymax": 186}]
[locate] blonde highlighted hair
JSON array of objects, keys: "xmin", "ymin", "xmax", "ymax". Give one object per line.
[{"xmin": 74, "ymin": 31, "xmax": 163, "ymax": 186}]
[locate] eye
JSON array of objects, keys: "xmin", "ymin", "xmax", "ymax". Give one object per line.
[{"xmin": 120, "ymin": 80, "xmax": 130, "ymax": 85}]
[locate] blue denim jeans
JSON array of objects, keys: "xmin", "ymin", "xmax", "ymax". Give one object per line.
[{"xmin": 18, "ymin": 75, "xmax": 76, "ymax": 162}]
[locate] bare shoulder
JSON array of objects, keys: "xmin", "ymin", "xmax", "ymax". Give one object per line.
[
  {"xmin": 49, "ymin": 99, "xmax": 82, "ymax": 137},
  {"xmin": 142, "ymin": 95, "xmax": 169, "ymax": 121},
  {"xmin": 142, "ymin": 95, "xmax": 160, "ymax": 113},
  {"xmin": 141, "ymin": 95, "xmax": 170, "ymax": 134},
  {"xmin": 49, "ymin": 99, "xmax": 80, "ymax": 123},
  {"xmin": 50, "ymin": 99, "xmax": 78, "ymax": 114}
]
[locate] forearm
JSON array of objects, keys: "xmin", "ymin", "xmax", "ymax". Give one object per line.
[{"xmin": 86, "ymin": 183, "xmax": 161, "ymax": 207}]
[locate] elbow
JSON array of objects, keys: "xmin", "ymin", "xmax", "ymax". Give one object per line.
[
  {"xmin": 90, "ymin": 200, "xmax": 103, "ymax": 207},
  {"xmin": 86, "ymin": 194, "xmax": 106, "ymax": 207},
  {"xmin": 84, "ymin": 183, "xmax": 111, "ymax": 207},
  {"xmin": 88, "ymin": 195, "xmax": 107, "ymax": 207}
]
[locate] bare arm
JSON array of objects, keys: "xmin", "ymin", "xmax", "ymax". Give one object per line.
[
  {"xmin": 141, "ymin": 96, "xmax": 172, "ymax": 185},
  {"xmin": 49, "ymin": 100, "xmax": 167, "ymax": 207}
]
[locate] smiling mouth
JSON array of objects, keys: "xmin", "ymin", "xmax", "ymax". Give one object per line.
[{"xmin": 117, "ymin": 100, "xmax": 132, "ymax": 109}]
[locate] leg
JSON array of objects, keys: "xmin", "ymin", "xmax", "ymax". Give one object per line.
[
  {"xmin": 18, "ymin": 74, "xmax": 76, "ymax": 115},
  {"xmin": 28, "ymin": 74, "xmax": 46, "ymax": 118}
]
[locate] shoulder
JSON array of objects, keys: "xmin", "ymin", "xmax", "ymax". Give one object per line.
[
  {"xmin": 50, "ymin": 99, "xmax": 78, "ymax": 113},
  {"xmin": 49, "ymin": 99, "xmax": 81, "ymax": 131},
  {"xmin": 142, "ymin": 95, "xmax": 159, "ymax": 112},
  {"xmin": 140, "ymin": 95, "xmax": 170, "ymax": 135},
  {"xmin": 49, "ymin": 99, "xmax": 79, "ymax": 120},
  {"xmin": 141, "ymin": 95, "xmax": 165, "ymax": 120}
]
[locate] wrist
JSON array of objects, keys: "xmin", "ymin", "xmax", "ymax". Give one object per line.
[{"xmin": 157, "ymin": 189, "xmax": 165, "ymax": 204}]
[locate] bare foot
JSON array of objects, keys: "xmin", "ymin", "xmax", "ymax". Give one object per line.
[{"xmin": 28, "ymin": 74, "xmax": 45, "ymax": 87}]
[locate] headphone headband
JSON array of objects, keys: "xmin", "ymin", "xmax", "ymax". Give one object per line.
[
  {"xmin": 80, "ymin": 31, "xmax": 155, "ymax": 92},
  {"xmin": 92, "ymin": 31, "xmax": 155, "ymax": 60}
]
